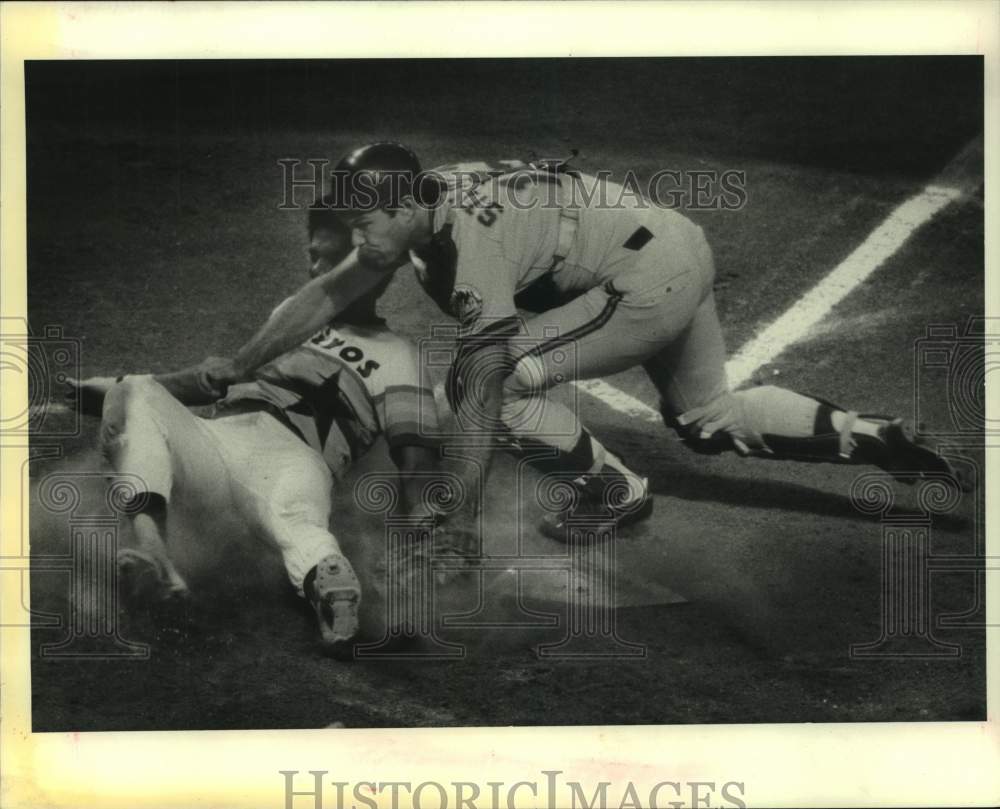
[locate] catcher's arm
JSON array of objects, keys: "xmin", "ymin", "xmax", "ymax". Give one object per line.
[{"xmin": 208, "ymin": 249, "xmax": 394, "ymax": 391}]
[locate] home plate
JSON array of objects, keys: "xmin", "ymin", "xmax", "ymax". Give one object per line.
[
  {"xmin": 456, "ymin": 534, "xmax": 689, "ymax": 614},
  {"xmin": 513, "ymin": 560, "xmax": 689, "ymax": 609}
]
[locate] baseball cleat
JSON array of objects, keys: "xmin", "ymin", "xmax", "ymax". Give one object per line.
[
  {"xmin": 540, "ymin": 472, "xmax": 653, "ymax": 542},
  {"xmin": 850, "ymin": 417, "xmax": 968, "ymax": 489},
  {"xmin": 304, "ymin": 553, "xmax": 362, "ymax": 653}
]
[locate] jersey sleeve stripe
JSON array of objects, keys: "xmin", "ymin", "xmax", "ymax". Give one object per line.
[{"xmin": 373, "ymin": 384, "xmax": 435, "ymax": 403}]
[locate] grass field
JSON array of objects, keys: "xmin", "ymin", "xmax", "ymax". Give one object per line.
[{"xmin": 26, "ymin": 58, "xmax": 985, "ymax": 729}]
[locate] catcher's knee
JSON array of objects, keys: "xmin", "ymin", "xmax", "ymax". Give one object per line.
[
  {"xmin": 503, "ymin": 353, "xmax": 548, "ymax": 399},
  {"xmin": 665, "ymin": 391, "xmax": 768, "ymax": 456},
  {"xmin": 499, "ymin": 354, "xmax": 550, "ymax": 433}
]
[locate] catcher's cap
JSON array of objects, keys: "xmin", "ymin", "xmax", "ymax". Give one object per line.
[{"xmin": 329, "ymin": 141, "xmax": 436, "ymax": 213}]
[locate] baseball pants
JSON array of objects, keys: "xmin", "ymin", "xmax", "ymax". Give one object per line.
[
  {"xmin": 502, "ymin": 207, "xmax": 820, "ymax": 455},
  {"xmin": 100, "ymin": 376, "xmax": 342, "ymax": 595}
]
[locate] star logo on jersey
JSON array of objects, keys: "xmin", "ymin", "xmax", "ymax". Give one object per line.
[{"xmin": 449, "ymin": 284, "xmax": 484, "ymax": 327}]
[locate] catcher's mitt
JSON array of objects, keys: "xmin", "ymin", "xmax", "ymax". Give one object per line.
[{"xmin": 377, "ymin": 523, "xmax": 479, "ymax": 592}]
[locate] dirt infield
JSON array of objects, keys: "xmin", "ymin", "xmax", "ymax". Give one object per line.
[{"xmin": 26, "ymin": 58, "xmax": 984, "ymax": 729}]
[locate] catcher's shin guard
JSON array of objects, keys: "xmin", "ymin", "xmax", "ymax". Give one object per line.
[{"xmin": 304, "ymin": 553, "xmax": 361, "ymax": 653}]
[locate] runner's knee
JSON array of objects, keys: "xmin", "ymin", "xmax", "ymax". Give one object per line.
[
  {"xmin": 113, "ymin": 374, "xmax": 160, "ymax": 404},
  {"xmin": 101, "ymin": 376, "xmax": 158, "ymax": 446}
]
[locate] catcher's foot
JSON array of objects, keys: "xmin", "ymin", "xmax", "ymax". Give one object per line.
[
  {"xmin": 304, "ymin": 553, "xmax": 361, "ymax": 654},
  {"xmin": 847, "ymin": 416, "xmax": 968, "ymax": 489},
  {"xmin": 540, "ymin": 471, "xmax": 653, "ymax": 542}
]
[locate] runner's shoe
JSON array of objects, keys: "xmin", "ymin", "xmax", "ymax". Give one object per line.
[{"xmin": 304, "ymin": 553, "xmax": 362, "ymax": 653}]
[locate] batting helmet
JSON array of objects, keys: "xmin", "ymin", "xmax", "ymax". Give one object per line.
[{"xmin": 329, "ymin": 141, "xmax": 437, "ymax": 213}]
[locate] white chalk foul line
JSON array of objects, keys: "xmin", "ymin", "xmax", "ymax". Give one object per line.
[
  {"xmin": 572, "ymin": 378, "xmax": 661, "ymax": 422},
  {"xmin": 573, "ymin": 181, "xmax": 965, "ymax": 421},
  {"xmin": 27, "ymin": 402, "xmax": 72, "ymax": 418},
  {"xmin": 724, "ymin": 183, "xmax": 963, "ymax": 389}
]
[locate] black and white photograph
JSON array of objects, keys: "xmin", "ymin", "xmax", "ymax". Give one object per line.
[
  {"xmin": 2, "ymin": 3, "xmax": 997, "ymax": 808},
  {"xmin": 24, "ymin": 52, "xmax": 987, "ymax": 725}
]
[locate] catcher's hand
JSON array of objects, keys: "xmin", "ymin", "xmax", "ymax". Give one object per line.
[{"xmin": 65, "ymin": 375, "xmax": 118, "ymax": 417}]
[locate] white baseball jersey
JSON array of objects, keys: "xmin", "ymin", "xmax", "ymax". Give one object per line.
[{"xmin": 412, "ymin": 162, "xmax": 705, "ymax": 335}]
